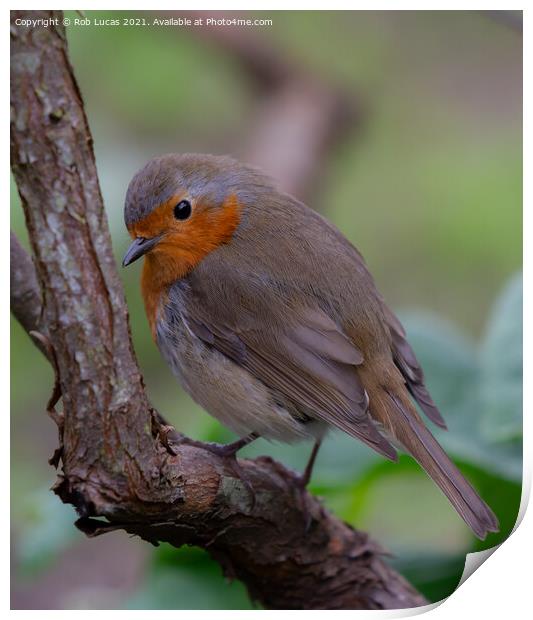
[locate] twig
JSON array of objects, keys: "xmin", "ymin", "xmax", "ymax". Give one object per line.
[{"xmin": 161, "ymin": 10, "xmax": 361, "ymax": 202}]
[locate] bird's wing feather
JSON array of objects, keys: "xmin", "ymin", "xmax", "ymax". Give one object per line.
[
  {"xmin": 185, "ymin": 306, "xmax": 397, "ymax": 460},
  {"xmin": 315, "ymin": 237, "xmax": 447, "ymax": 430},
  {"xmin": 380, "ymin": 304, "xmax": 447, "ymax": 429}
]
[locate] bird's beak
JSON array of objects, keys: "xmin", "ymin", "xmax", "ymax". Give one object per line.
[{"xmin": 122, "ymin": 236, "xmax": 161, "ymax": 267}]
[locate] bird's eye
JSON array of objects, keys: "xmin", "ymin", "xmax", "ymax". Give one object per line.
[{"xmin": 173, "ymin": 200, "xmax": 192, "ymax": 220}]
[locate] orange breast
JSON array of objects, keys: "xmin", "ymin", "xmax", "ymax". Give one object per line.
[{"xmin": 137, "ymin": 194, "xmax": 242, "ymax": 338}]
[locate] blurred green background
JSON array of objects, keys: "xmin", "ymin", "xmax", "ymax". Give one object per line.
[{"xmin": 11, "ymin": 10, "xmax": 522, "ymax": 610}]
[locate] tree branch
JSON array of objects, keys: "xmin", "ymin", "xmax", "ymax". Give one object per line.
[
  {"xmin": 10, "ymin": 231, "xmax": 50, "ymax": 359},
  {"xmin": 10, "ymin": 10, "xmax": 426, "ymax": 610},
  {"xmin": 171, "ymin": 10, "xmax": 361, "ymax": 202}
]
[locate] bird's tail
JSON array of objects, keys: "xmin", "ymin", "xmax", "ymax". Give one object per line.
[{"xmin": 365, "ymin": 375, "xmax": 499, "ymax": 540}]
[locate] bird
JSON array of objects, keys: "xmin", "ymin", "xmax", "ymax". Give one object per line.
[{"xmin": 122, "ymin": 152, "xmax": 499, "ymax": 539}]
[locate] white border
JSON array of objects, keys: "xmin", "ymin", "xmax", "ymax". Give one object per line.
[{"xmin": 5, "ymin": 3, "xmax": 527, "ymax": 618}]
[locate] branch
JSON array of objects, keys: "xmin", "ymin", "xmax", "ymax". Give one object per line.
[
  {"xmin": 10, "ymin": 231, "xmax": 50, "ymax": 359},
  {"xmin": 243, "ymin": 81, "xmax": 356, "ymax": 204},
  {"xmin": 10, "ymin": 11, "xmax": 426, "ymax": 610}
]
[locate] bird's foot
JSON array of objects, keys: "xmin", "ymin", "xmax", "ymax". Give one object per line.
[
  {"xmin": 174, "ymin": 433, "xmax": 257, "ymax": 458},
  {"xmin": 201, "ymin": 440, "xmax": 248, "ymax": 459}
]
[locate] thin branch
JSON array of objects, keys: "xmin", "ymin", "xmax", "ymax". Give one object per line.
[
  {"xmin": 10, "ymin": 10, "xmax": 426, "ymax": 610},
  {"xmin": 10, "ymin": 231, "xmax": 49, "ymax": 359},
  {"xmin": 243, "ymin": 81, "xmax": 355, "ymax": 202},
  {"xmin": 163, "ymin": 10, "xmax": 361, "ymax": 202},
  {"xmin": 180, "ymin": 10, "xmax": 295, "ymax": 91}
]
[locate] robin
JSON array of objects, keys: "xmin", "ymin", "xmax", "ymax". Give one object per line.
[{"xmin": 122, "ymin": 153, "xmax": 498, "ymax": 539}]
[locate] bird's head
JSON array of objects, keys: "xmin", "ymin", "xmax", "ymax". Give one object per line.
[{"xmin": 122, "ymin": 153, "xmax": 271, "ymax": 275}]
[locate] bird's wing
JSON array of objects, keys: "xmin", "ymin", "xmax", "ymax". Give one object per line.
[
  {"xmin": 379, "ymin": 301, "xmax": 448, "ymax": 429},
  {"xmin": 184, "ymin": 304, "xmax": 397, "ymax": 460},
  {"xmin": 341, "ymin": 242, "xmax": 447, "ymax": 430}
]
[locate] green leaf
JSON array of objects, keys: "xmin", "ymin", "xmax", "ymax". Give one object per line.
[
  {"xmin": 390, "ymin": 553, "xmax": 465, "ymax": 603},
  {"xmin": 479, "ymin": 273, "xmax": 522, "ymax": 443},
  {"xmin": 398, "ymin": 311, "xmax": 478, "ymax": 421},
  {"xmin": 15, "ymin": 492, "xmax": 80, "ymax": 574},
  {"xmin": 398, "ymin": 275, "xmax": 522, "ymax": 483},
  {"xmin": 127, "ymin": 546, "xmax": 254, "ymax": 610}
]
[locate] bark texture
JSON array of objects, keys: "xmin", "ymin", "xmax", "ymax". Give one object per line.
[{"xmin": 10, "ymin": 10, "xmax": 427, "ymax": 610}]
